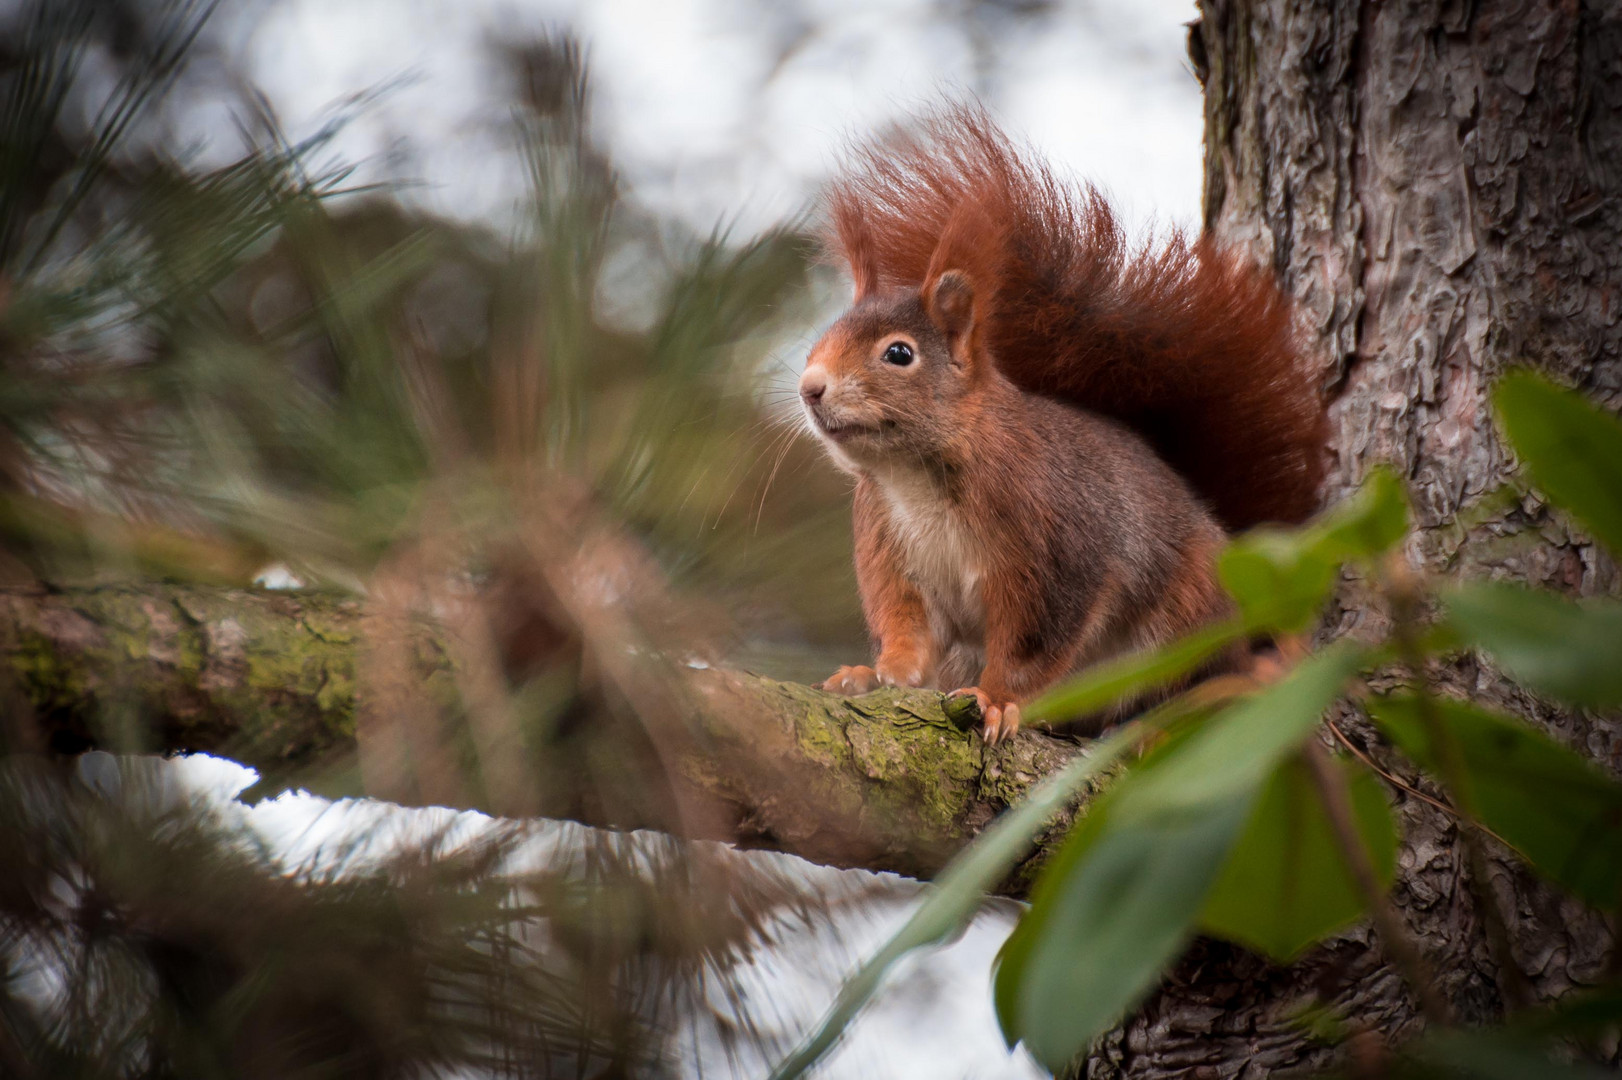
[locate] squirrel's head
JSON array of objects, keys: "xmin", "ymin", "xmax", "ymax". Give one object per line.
[{"xmin": 799, "ymin": 269, "xmax": 986, "ymax": 473}]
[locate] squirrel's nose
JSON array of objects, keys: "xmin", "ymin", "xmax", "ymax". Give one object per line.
[{"xmin": 799, "ymin": 369, "xmax": 827, "ymax": 406}]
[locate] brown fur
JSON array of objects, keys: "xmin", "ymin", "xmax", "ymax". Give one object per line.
[
  {"xmin": 804, "ymin": 108, "xmax": 1326, "ymax": 740},
  {"xmin": 826, "ymin": 105, "xmax": 1328, "ymax": 532}
]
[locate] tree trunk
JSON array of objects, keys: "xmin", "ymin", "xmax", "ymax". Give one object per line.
[{"xmin": 1067, "ymin": 2, "xmax": 1622, "ymax": 1076}]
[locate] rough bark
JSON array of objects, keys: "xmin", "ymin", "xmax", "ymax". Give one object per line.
[
  {"xmin": 1072, "ymin": 3, "xmax": 1622, "ymax": 1077},
  {"xmin": 0, "ymin": 582, "xmax": 1088, "ymax": 892}
]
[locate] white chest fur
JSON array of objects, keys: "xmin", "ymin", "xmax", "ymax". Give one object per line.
[{"xmin": 872, "ymin": 466, "xmax": 985, "ymax": 639}]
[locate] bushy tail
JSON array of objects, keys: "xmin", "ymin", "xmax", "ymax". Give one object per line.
[{"xmin": 824, "ymin": 105, "xmax": 1329, "ymax": 532}]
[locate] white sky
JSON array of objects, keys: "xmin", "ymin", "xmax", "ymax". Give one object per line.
[{"xmin": 223, "ymin": 0, "xmax": 1205, "ymax": 239}]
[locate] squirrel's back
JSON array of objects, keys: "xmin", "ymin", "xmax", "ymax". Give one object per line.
[{"xmin": 824, "ymin": 105, "xmax": 1329, "ymax": 532}]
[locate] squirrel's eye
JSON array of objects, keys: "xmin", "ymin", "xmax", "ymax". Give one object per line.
[{"xmin": 882, "ymin": 342, "xmax": 915, "ymax": 366}]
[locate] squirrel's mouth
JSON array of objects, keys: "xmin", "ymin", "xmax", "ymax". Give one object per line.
[
  {"xmin": 804, "ymin": 400, "xmax": 892, "ymax": 443},
  {"xmin": 805, "ymin": 405, "xmax": 876, "ymax": 439},
  {"xmin": 819, "ymin": 421, "xmax": 874, "ymax": 440},
  {"xmin": 814, "ymin": 417, "xmax": 887, "ymax": 442}
]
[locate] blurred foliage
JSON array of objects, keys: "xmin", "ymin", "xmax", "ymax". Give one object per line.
[
  {"xmin": 1370, "ymin": 694, "xmax": 1622, "ymax": 910},
  {"xmin": 0, "ymin": 0, "xmax": 884, "ymax": 1075},
  {"xmin": 0, "ymin": 0, "xmax": 862, "ymax": 653},
  {"xmin": 0, "ymin": 754, "xmax": 610, "ymax": 1079},
  {"xmin": 783, "ymin": 372, "xmax": 1622, "ymax": 1078},
  {"xmin": 0, "ymin": 752, "xmax": 826, "ymax": 1079}
]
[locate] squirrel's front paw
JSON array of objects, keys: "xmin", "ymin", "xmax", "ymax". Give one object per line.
[
  {"xmin": 821, "ymin": 658, "xmax": 928, "ymax": 695},
  {"xmin": 874, "ymin": 657, "xmax": 928, "ymax": 689},
  {"xmin": 821, "ymin": 665, "xmax": 879, "ymax": 695},
  {"xmin": 947, "ymin": 686, "xmax": 1022, "ymax": 745}
]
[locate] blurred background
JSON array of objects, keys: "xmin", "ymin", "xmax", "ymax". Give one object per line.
[
  {"xmin": 0, "ymin": 1, "xmax": 1201, "ymax": 1076},
  {"xmin": 237, "ymin": 0, "xmax": 1202, "ymax": 237}
]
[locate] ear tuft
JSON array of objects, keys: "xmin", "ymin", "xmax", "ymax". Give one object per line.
[
  {"xmin": 834, "ymin": 203, "xmax": 881, "ymax": 300},
  {"xmin": 848, "ymin": 235, "xmax": 880, "ymax": 300},
  {"xmin": 927, "ymin": 269, "xmax": 975, "ymax": 340}
]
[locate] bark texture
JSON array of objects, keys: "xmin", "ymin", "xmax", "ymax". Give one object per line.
[
  {"xmin": 1075, "ymin": 3, "xmax": 1622, "ymax": 1076},
  {"xmin": 0, "ymin": 583, "xmax": 1087, "ymax": 891}
]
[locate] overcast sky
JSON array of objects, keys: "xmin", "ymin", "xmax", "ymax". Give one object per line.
[{"xmin": 220, "ymin": 0, "xmax": 1204, "ymax": 240}]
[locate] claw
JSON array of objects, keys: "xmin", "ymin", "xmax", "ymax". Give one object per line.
[
  {"xmin": 820, "ymin": 664, "xmax": 878, "ymax": 695},
  {"xmin": 822, "ymin": 657, "xmax": 928, "ymax": 695},
  {"xmin": 875, "ymin": 661, "xmax": 927, "ymax": 689},
  {"xmin": 948, "ymin": 687, "xmax": 1021, "ymax": 745}
]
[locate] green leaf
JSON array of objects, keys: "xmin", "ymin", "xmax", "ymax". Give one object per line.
[
  {"xmin": 1218, "ymin": 468, "xmax": 1409, "ymax": 633},
  {"xmin": 1218, "ymin": 532, "xmax": 1340, "ymax": 633},
  {"xmin": 1444, "ymin": 582, "xmax": 1622, "ymax": 708},
  {"xmin": 992, "ymin": 781, "xmax": 1245, "ymax": 1057},
  {"xmin": 1024, "ymin": 617, "xmax": 1247, "ymax": 723},
  {"xmin": 995, "ymin": 643, "xmax": 1367, "ymax": 1069},
  {"xmin": 1369, "ymin": 695, "xmax": 1622, "ymax": 908},
  {"xmin": 1317, "ymin": 466, "xmax": 1411, "ymax": 561},
  {"xmin": 1496, "ymin": 370, "xmax": 1622, "ymax": 557},
  {"xmin": 1200, "ymin": 756, "xmax": 1398, "ymax": 961},
  {"xmin": 993, "ymin": 782, "xmax": 1255, "ymax": 1071},
  {"xmin": 1115, "ymin": 642, "xmax": 1368, "ymax": 814}
]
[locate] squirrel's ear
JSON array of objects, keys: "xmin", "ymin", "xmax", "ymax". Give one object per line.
[{"xmin": 926, "ymin": 269, "xmax": 976, "ymax": 346}]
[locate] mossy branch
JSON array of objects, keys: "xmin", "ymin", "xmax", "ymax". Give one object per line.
[{"xmin": 0, "ymin": 583, "xmax": 1094, "ymax": 892}]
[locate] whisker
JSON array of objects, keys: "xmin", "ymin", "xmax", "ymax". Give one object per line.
[
  {"xmin": 708, "ymin": 451, "xmax": 751, "ymax": 531},
  {"xmin": 676, "ymin": 456, "xmax": 718, "ymax": 520},
  {"xmin": 752, "ymin": 424, "xmax": 803, "ymax": 534}
]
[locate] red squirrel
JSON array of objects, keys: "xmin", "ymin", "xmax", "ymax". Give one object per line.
[{"xmin": 798, "ymin": 107, "xmax": 1328, "ymax": 743}]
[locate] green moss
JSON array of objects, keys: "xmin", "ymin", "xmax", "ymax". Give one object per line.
[
  {"xmin": 772, "ymin": 680, "xmax": 994, "ymax": 838},
  {"xmin": 172, "ymin": 620, "xmax": 207, "ymax": 675},
  {"xmin": 14, "ymin": 585, "xmax": 371, "ymax": 762},
  {"xmin": 8, "ymin": 628, "xmax": 86, "ymax": 710},
  {"xmin": 787, "ymin": 692, "xmax": 856, "ymax": 769}
]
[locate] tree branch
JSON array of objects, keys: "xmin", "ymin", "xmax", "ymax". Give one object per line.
[{"xmin": 0, "ymin": 583, "xmax": 1091, "ymax": 891}]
